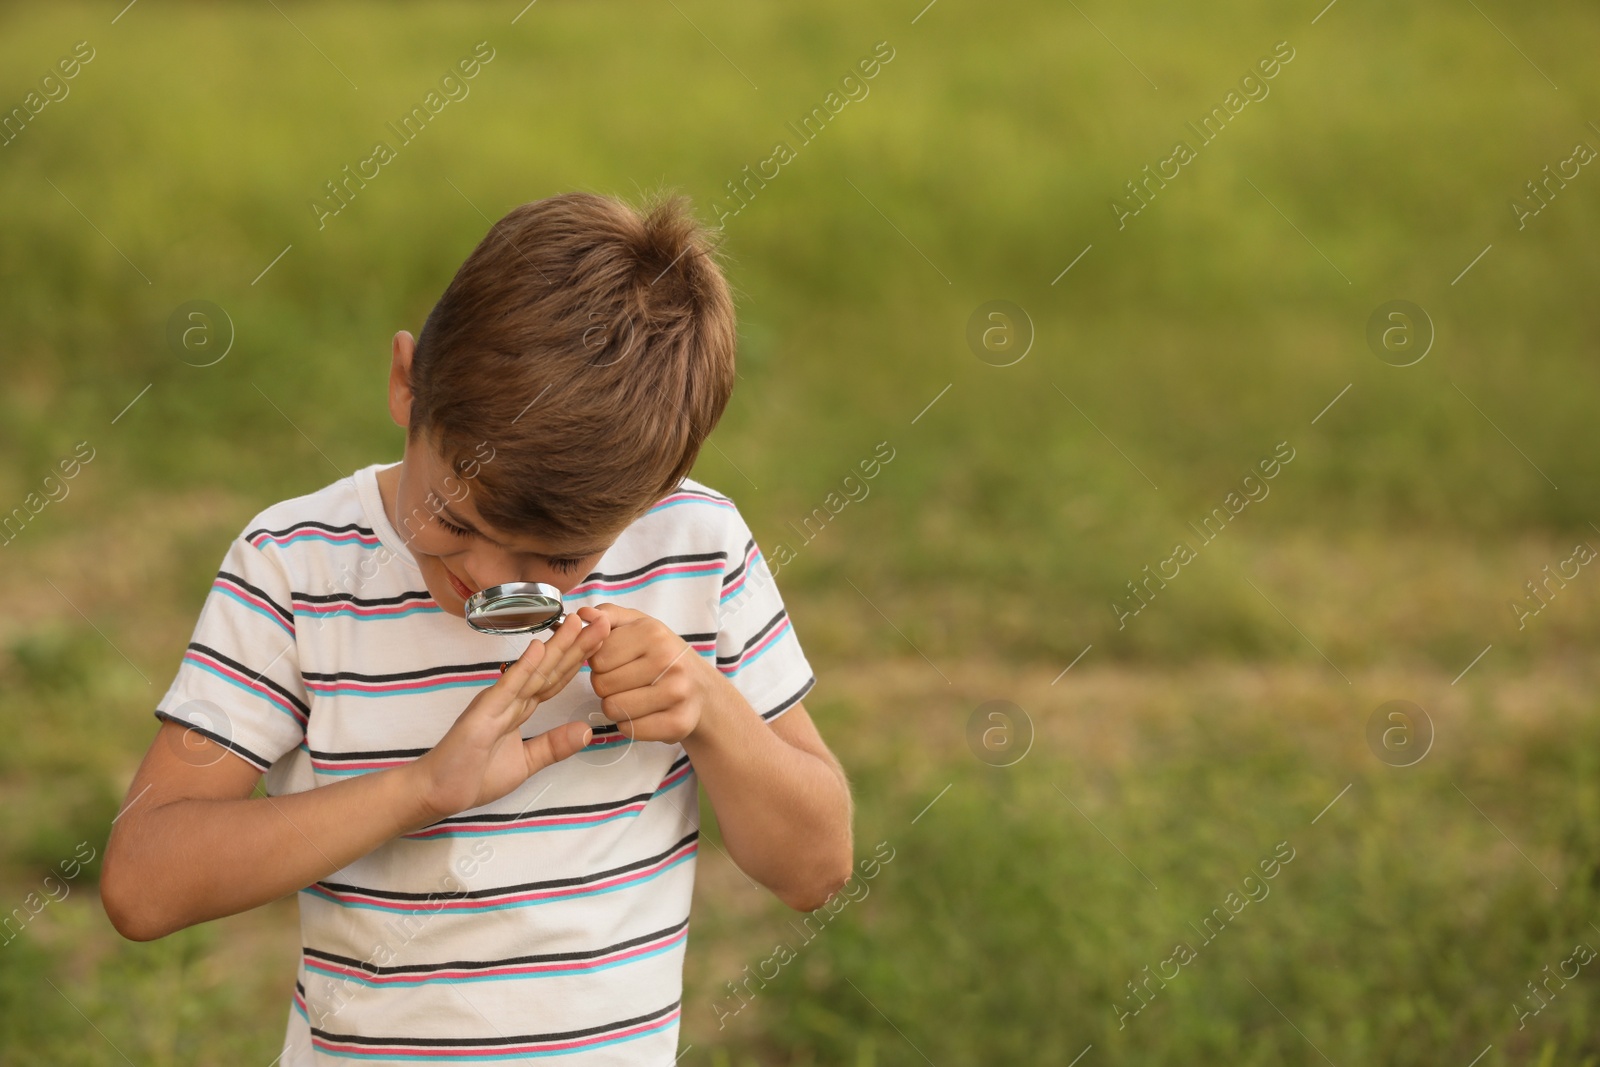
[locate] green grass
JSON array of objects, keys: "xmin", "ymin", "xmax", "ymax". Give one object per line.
[
  {"xmin": 3, "ymin": 0, "xmax": 1600, "ymax": 1062},
  {"xmin": 681, "ymin": 659, "xmax": 1600, "ymax": 1065}
]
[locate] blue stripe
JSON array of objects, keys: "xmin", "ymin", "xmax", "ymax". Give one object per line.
[
  {"xmin": 308, "ymin": 742, "xmax": 640, "ymax": 777},
  {"xmin": 256, "ymin": 531, "xmax": 381, "ymax": 548},
  {"xmin": 313, "ymin": 1016, "xmax": 678, "ymax": 1061},
  {"xmin": 190, "ymin": 659, "xmax": 303, "ymax": 722},
  {"xmin": 397, "ymin": 772, "xmax": 692, "ymax": 837},
  {"xmin": 309, "ymin": 678, "xmax": 492, "ymax": 698},
  {"xmin": 407, "ymin": 807, "xmax": 644, "ymax": 832},
  {"xmin": 719, "ymin": 551, "xmax": 766, "ymax": 602},
  {"xmin": 647, "ymin": 496, "xmax": 733, "ymax": 515},
  {"xmin": 302, "ymin": 936, "xmax": 685, "ymax": 989},
  {"xmin": 564, "ymin": 568, "xmax": 717, "ymax": 599},
  {"xmin": 301, "ymin": 851, "xmax": 695, "ymax": 915},
  {"xmin": 215, "ymin": 586, "xmax": 295, "ymax": 634},
  {"xmin": 298, "ymin": 604, "xmax": 445, "ymax": 621},
  {"xmin": 722, "ymin": 623, "xmax": 791, "ymax": 677}
]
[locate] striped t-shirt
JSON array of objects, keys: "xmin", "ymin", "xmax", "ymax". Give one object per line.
[{"xmin": 153, "ymin": 461, "xmax": 814, "ymax": 1065}]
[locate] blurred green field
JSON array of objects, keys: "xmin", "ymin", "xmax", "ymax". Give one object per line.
[{"xmin": 3, "ymin": 0, "xmax": 1599, "ymax": 1063}]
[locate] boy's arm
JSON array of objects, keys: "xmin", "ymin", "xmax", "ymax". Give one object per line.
[
  {"xmin": 583, "ymin": 604, "xmax": 854, "ymax": 912},
  {"xmin": 103, "ymin": 721, "xmax": 446, "ymax": 941},
  {"xmin": 102, "ymin": 613, "xmax": 607, "ymax": 941},
  {"xmin": 681, "ymin": 693, "xmax": 855, "ymax": 912}
]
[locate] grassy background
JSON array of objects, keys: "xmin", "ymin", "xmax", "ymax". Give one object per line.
[{"xmin": 2, "ymin": 0, "xmax": 1599, "ymax": 1063}]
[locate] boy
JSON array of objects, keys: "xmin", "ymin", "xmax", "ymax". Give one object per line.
[{"xmin": 101, "ymin": 192, "xmax": 855, "ymax": 1064}]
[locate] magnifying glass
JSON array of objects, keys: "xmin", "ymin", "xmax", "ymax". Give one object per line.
[{"xmin": 463, "ymin": 581, "xmax": 567, "ymax": 673}]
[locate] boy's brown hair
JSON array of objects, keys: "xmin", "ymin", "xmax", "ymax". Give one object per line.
[{"xmin": 409, "ymin": 191, "xmax": 736, "ymax": 547}]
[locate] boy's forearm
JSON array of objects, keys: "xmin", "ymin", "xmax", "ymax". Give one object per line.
[
  {"xmin": 105, "ymin": 764, "xmax": 436, "ymax": 941},
  {"xmin": 681, "ymin": 684, "xmax": 854, "ymax": 912}
]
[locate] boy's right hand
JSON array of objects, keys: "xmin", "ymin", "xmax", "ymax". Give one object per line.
[{"xmin": 406, "ymin": 611, "xmax": 612, "ymax": 824}]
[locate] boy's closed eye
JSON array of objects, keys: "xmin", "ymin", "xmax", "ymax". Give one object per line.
[{"xmin": 433, "ymin": 513, "xmax": 587, "ymax": 573}]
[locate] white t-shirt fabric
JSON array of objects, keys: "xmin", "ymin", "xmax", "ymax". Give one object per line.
[{"xmin": 153, "ymin": 461, "xmax": 814, "ymax": 1065}]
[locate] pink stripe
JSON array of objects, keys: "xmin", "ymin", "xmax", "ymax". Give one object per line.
[
  {"xmin": 719, "ymin": 618, "xmax": 791, "ymax": 674},
  {"xmin": 567, "ymin": 561, "xmax": 721, "ymax": 596},
  {"xmin": 405, "ymin": 764, "xmax": 692, "ymax": 838},
  {"xmin": 721, "ymin": 544, "xmax": 760, "ymax": 599},
  {"xmin": 653, "ymin": 491, "xmax": 733, "ymax": 509},
  {"xmin": 216, "ymin": 579, "xmax": 292, "ymax": 629},
  {"xmin": 185, "ymin": 650, "xmax": 306, "ymax": 723},
  {"xmin": 294, "ymin": 599, "xmax": 437, "ymax": 617},
  {"xmin": 306, "ymin": 670, "xmax": 498, "ymax": 695},
  {"xmin": 314, "ymin": 1008, "xmax": 680, "ymax": 1057},
  {"xmin": 308, "ymin": 928, "xmax": 687, "ymax": 984},
  {"xmin": 314, "ymin": 843, "xmax": 695, "ymax": 909},
  {"xmin": 250, "ymin": 530, "xmax": 379, "ymax": 548},
  {"xmin": 313, "ymin": 758, "xmax": 413, "ymax": 771},
  {"xmin": 409, "ymin": 802, "xmax": 648, "ymax": 837}
]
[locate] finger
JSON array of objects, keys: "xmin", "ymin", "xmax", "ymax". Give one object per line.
[
  {"xmin": 590, "ymin": 602, "xmax": 646, "ymax": 628},
  {"xmin": 589, "ymin": 647, "xmax": 689, "ymax": 698},
  {"xmin": 565, "ymin": 610, "xmax": 613, "ymax": 670},
  {"xmin": 574, "ymin": 607, "xmax": 614, "ymax": 659},
  {"xmin": 515, "ymin": 614, "xmax": 585, "ymax": 701},
  {"xmin": 612, "ymin": 715, "xmax": 687, "ymax": 745},
  {"xmin": 584, "ymin": 620, "xmax": 657, "ymax": 674},
  {"xmin": 522, "ymin": 720, "xmax": 593, "ymax": 774},
  {"xmin": 532, "ymin": 613, "xmax": 614, "ymax": 701},
  {"xmin": 493, "ymin": 637, "xmax": 550, "ymax": 714},
  {"xmin": 599, "ymin": 701, "xmax": 691, "ymax": 744},
  {"xmin": 599, "ymin": 687, "xmax": 679, "ymax": 723}
]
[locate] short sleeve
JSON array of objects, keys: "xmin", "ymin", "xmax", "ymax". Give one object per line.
[
  {"xmin": 714, "ymin": 508, "xmax": 815, "ymax": 722},
  {"xmin": 153, "ymin": 529, "xmax": 310, "ymax": 772}
]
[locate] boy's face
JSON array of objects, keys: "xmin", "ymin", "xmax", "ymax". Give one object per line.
[
  {"xmin": 382, "ymin": 331, "xmax": 615, "ymax": 619},
  {"xmin": 376, "ymin": 431, "xmax": 614, "ymax": 617}
]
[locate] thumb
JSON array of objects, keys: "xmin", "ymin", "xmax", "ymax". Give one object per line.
[{"xmin": 522, "ymin": 720, "xmax": 593, "ymax": 773}]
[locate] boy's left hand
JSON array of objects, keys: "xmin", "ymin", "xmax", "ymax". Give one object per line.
[{"xmin": 580, "ymin": 603, "xmax": 721, "ymax": 744}]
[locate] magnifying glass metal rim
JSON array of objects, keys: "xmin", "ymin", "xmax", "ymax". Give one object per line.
[{"xmin": 463, "ymin": 581, "xmax": 567, "ymax": 636}]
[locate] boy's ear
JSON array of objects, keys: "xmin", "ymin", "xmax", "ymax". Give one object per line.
[{"xmin": 388, "ymin": 331, "xmax": 416, "ymax": 429}]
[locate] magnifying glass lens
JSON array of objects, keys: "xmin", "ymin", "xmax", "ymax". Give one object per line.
[{"xmin": 464, "ymin": 582, "xmax": 566, "ymax": 635}]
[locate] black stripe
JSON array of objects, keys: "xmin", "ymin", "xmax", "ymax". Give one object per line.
[
  {"xmin": 310, "ymin": 998, "xmax": 681, "ymax": 1048},
  {"xmin": 312, "ymin": 831, "xmax": 698, "ymax": 902},
  {"xmin": 216, "ymin": 570, "xmax": 295, "ymax": 628},
  {"xmin": 304, "ymin": 916, "xmax": 690, "ymax": 975},
  {"xmin": 189, "ymin": 641, "xmax": 312, "ymax": 718},
  {"xmin": 153, "ymin": 709, "xmax": 277, "ymax": 771},
  {"xmin": 667, "ymin": 484, "xmax": 731, "ymax": 504},
  {"xmin": 760, "ymin": 676, "xmax": 816, "ymax": 721},
  {"xmin": 720, "ymin": 538, "xmax": 757, "ymax": 587},
  {"xmin": 301, "ymin": 660, "xmax": 504, "ymax": 684},
  {"xmin": 581, "ymin": 550, "xmax": 726, "ymax": 584},
  {"xmin": 247, "ymin": 520, "xmax": 375, "ymax": 541},
  {"xmin": 304, "ymin": 724, "xmax": 631, "ymax": 761},
  {"xmin": 716, "ymin": 608, "xmax": 787, "ymax": 664},
  {"xmin": 419, "ymin": 757, "xmax": 692, "ymax": 826},
  {"xmin": 292, "ymin": 588, "xmax": 434, "ymax": 607},
  {"xmin": 308, "ymin": 745, "xmax": 429, "ymax": 761},
  {"xmin": 418, "ymin": 789, "xmax": 653, "ymax": 824}
]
